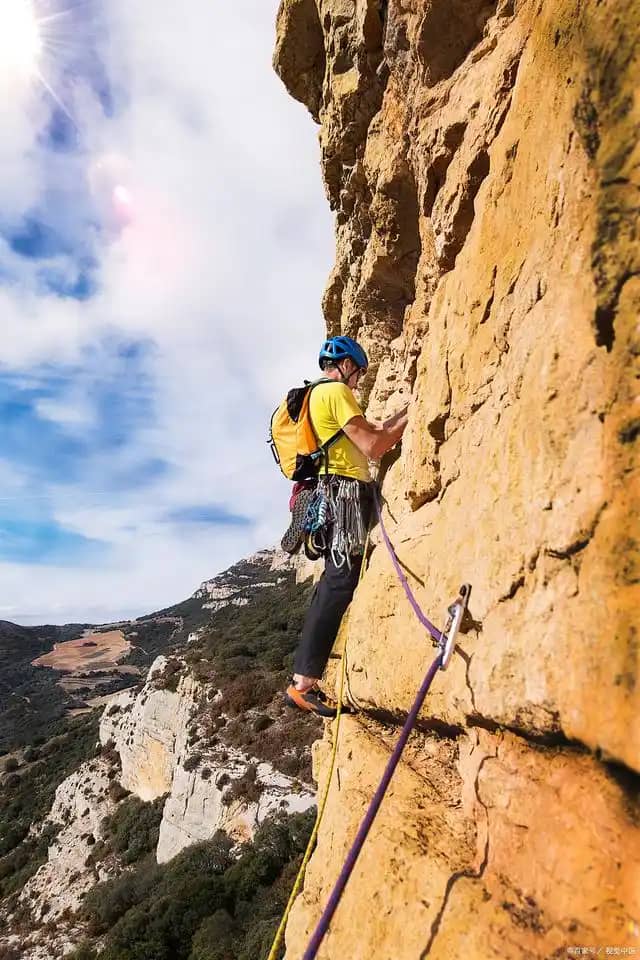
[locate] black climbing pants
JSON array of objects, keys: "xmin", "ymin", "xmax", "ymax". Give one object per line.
[{"xmin": 293, "ymin": 553, "xmax": 364, "ymax": 679}]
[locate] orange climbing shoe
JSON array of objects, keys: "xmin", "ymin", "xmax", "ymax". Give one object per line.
[{"xmin": 285, "ymin": 684, "xmax": 339, "ymax": 718}]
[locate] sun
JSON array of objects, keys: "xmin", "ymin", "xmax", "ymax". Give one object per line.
[{"xmin": 0, "ymin": 0, "xmax": 42, "ymax": 80}]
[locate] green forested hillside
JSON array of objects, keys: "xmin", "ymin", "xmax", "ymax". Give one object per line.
[
  {"xmin": 0, "ymin": 713, "xmax": 100, "ymax": 900},
  {"xmin": 0, "ymin": 621, "xmax": 88, "ymax": 751},
  {"xmin": 69, "ymin": 810, "xmax": 313, "ymax": 960}
]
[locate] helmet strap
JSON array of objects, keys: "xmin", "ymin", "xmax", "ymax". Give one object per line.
[
  {"xmin": 336, "ymin": 362, "xmax": 349, "ymax": 383},
  {"xmin": 337, "ymin": 361, "xmax": 362, "ymax": 386}
]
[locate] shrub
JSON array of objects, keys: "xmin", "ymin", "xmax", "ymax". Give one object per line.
[
  {"xmin": 85, "ymin": 836, "xmax": 233, "ymax": 958},
  {"xmin": 153, "ymin": 659, "xmax": 183, "ymax": 692},
  {"xmin": 0, "ymin": 713, "xmax": 99, "ymax": 859},
  {"xmin": 222, "ymin": 718, "xmax": 253, "ymax": 752},
  {"xmin": 235, "ymin": 711, "xmax": 318, "ymax": 783},
  {"xmin": 0, "ymin": 945, "xmax": 22, "ymax": 960},
  {"xmin": 22, "ymin": 746, "xmax": 39, "ymax": 763},
  {"xmin": 225, "ymin": 765, "xmax": 261, "ymax": 806},
  {"xmin": 3, "ymin": 758, "xmax": 18, "ymax": 773},
  {"xmin": 81, "ymin": 812, "xmax": 312, "ymax": 960},
  {"xmin": 190, "ymin": 662, "xmax": 216, "ymax": 683},
  {"xmin": 188, "ymin": 910, "xmax": 235, "ymax": 960},
  {"xmin": 101, "ymin": 740, "xmax": 121, "ymax": 766},
  {"xmin": 200, "ymin": 768, "xmax": 212, "ymax": 781},
  {"xmin": 182, "ymin": 753, "xmax": 202, "ymax": 773},
  {"xmin": 82, "ymin": 855, "xmax": 162, "ymax": 935},
  {"xmin": 99, "ymin": 795, "xmax": 165, "ymax": 865},
  {"xmin": 85, "ymin": 840, "xmax": 107, "ymax": 866},
  {"xmin": 216, "ymin": 672, "xmax": 279, "ymax": 716},
  {"xmin": 108, "ymin": 781, "xmax": 129, "ymax": 804},
  {"xmin": 0, "ymin": 823, "xmax": 60, "ymax": 898},
  {"xmin": 67, "ymin": 945, "xmax": 98, "ymax": 960},
  {"xmin": 39, "ymin": 736, "xmax": 62, "ymax": 756},
  {"xmin": 253, "ymin": 715, "xmax": 273, "ymax": 733}
]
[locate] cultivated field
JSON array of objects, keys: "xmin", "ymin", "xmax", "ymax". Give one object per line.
[{"xmin": 32, "ymin": 629, "xmax": 131, "ymax": 673}]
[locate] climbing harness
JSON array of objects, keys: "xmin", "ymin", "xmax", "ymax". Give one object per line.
[{"xmin": 267, "ymin": 473, "xmax": 471, "ymax": 959}]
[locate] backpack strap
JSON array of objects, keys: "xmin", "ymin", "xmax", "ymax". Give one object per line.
[{"xmin": 307, "ymin": 379, "xmax": 345, "ymax": 477}]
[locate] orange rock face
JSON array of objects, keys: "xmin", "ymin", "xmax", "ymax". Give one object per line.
[
  {"xmin": 274, "ymin": 0, "xmax": 640, "ymax": 956},
  {"xmin": 288, "ymin": 720, "xmax": 640, "ymax": 959}
]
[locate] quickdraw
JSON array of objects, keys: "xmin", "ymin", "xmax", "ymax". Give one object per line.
[
  {"xmin": 304, "ymin": 483, "xmax": 333, "ymax": 534},
  {"xmin": 439, "ymin": 582, "xmax": 471, "ymax": 670},
  {"xmin": 303, "ymin": 477, "xmax": 369, "ymax": 568}
]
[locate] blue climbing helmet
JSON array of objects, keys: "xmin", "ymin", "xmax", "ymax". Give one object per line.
[{"xmin": 318, "ymin": 335, "xmax": 368, "ymax": 371}]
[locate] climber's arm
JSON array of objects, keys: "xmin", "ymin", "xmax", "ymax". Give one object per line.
[{"xmin": 343, "ymin": 408, "xmax": 408, "ymax": 460}]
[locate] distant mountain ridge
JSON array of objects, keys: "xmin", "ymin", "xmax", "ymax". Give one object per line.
[{"xmin": 0, "ymin": 549, "xmax": 302, "ymax": 753}]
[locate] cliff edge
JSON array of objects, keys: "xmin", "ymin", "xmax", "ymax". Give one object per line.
[{"xmin": 273, "ymin": 0, "xmax": 640, "ymax": 956}]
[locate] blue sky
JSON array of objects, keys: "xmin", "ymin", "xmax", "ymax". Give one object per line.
[{"xmin": 0, "ymin": 0, "xmax": 331, "ymax": 624}]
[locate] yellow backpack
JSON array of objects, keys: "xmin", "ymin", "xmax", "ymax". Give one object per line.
[{"xmin": 268, "ymin": 379, "xmax": 343, "ymax": 481}]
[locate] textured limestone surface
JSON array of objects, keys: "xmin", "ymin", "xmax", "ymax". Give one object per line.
[
  {"xmin": 274, "ymin": 0, "xmax": 639, "ymax": 955},
  {"xmin": 158, "ymin": 758, "xmax": 314, "ymax": 862},
  {"xmin": 19, "ymin": 757, "xmax": 117, "ymax": 923},
  {"xmin": 99, "ymin": 657, "xmax": 195, "ymax": 801},
  {"xmin": 101, "ymin": 656, "xmax": 314, "ymax": 863}
]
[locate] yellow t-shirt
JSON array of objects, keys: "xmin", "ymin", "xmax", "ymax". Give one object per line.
[{"xmin": 309, "ymin": 381, "xmax": 371, "ymax": 482}]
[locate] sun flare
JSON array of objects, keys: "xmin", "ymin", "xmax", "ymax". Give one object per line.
[{"xmin": 0, "ymin": 0, "xmax": 42, "ymax": 80}]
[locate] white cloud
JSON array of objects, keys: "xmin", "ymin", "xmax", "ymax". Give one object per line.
[
  {"xmin": 2, "ymin": 0, "xmax": 333, "ymax": 623},
  {"xmin": 34, "ymin": 396, "xmax": 95, "ymax": 428}
]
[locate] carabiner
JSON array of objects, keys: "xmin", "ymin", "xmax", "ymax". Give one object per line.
[{"xmin": 439, "ymin": 583, "xmax": 471, "ymax": 670}]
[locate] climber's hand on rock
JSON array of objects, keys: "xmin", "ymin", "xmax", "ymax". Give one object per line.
[{"xmin": 382, "ymin": 405, "xmax": 409, "ymax": 443}]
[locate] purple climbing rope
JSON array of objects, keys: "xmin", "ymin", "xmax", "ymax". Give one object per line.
[{"xmin": 301, "ymin": 486, "xmax": 444, "ymax": 960}]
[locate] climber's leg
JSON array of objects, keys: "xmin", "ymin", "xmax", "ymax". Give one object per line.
[
  {"xmin": 292, "ymin": 672, "xmax": 317, "ymax": 692},
  {"xmin": 293, "ymin": 553, "xmax": 363, "ymax": 682}
]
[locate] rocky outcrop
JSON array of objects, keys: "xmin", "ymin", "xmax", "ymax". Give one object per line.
[
  {"xmin": 274, "ymin": 0, "xmax": 640, "ymax": 956},
  {"xmin": 6, "ymin": 646, "xmax": 315, "ymax": 955},
  {"xmin": 19, "ymin": 757, "xmax": 117, "ymax": 923},
  {"xmin": 99, "ymin": 658, "xmax": 196, "ymax": 802},
  {"xmin": 288, "ymin": 719, "xmax": 640, "ymax": 958},
  {"xmin": 270, "ymin": 547, "xmax": 317, "ymax": 584},
  {"xmin": 158, "ymin": 758, "xmax": 314, "ymax": 863},
  {"xmin": 5, "ymin": 755, "xmax": 120, "ymax": 960},
  {"xmin": 100, "ymin": 656, "xmax": 314, "ymax": 863},
  {"xmin": 194, "ymin": 547, "xmax": 310, "ymax": 602}
]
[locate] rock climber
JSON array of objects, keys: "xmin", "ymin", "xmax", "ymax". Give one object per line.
[{"xmin": 285, "ymin": 335, "xmax": 409, "ymax": 718}]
